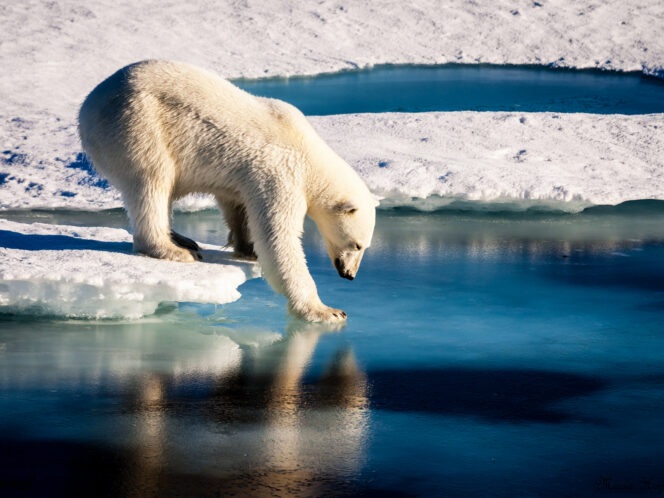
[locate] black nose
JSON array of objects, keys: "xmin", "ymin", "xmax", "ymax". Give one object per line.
[{"xmin": 334, "ymin": 258, "xmax": 354, "ymax": 280}]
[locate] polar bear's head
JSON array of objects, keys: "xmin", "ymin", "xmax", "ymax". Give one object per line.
[
  {"xmin": 315, "ymin": 194, "xmax": 377, "ymax": 281},
  {"xmin": 299, "ymin": 119, "xmax": 378, "ymax": 282}
]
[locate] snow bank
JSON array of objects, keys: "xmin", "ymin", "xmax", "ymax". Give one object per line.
[
  {"xmin": 0, "ymin": 219, "xmax": 260, "ymax": 319},
  {"xmin": 311, "ymin": 112, "xmax": 664, "ymax": 210},
  {"xmin": 2, "ymin": 112, "xmax": 662, "ymax": 212}
]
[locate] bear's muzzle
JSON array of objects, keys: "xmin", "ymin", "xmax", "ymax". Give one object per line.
[{"xmin": 334, "ymin": 258, "xmax": 355, "ymax": 280}]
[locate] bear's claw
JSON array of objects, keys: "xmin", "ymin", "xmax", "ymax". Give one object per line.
[
  {"xmin": 171, "ymin": 230, "xmax": 201, "ymax": 251},
  {"xmin": 295, "ymin": 305, "xmax": 347, "ymax": 323}
]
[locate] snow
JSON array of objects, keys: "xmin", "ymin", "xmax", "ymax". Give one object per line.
[
  {"xmin": 311, "ymin": 112, "xmax": 664, "ymax": 210},
  {"xmin": 0, "ymin": 219, "xmax": 260, "ymax": 319},
  {"xmin": 1, "ymin": 0, "xmax": 663, "ymax": 211},
  {"xmin": 2, "ymin": 112, "xmax": 662, "ymax": 213}
]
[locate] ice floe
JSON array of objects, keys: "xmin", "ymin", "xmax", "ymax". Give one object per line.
[
  {"xmin": 2, "ymin": 112, "xmax": 662, "ymax": 213},
  {"xmin": 311, "ymin": 112, "xmax": 664, "ymax": 211},
  {"xmin": 0, "ymin": 219, "xmax": 260, "ymax": 319},
  {"xmin": 1, "ymin": 0, "xmax": 663, "ymax": 211}
]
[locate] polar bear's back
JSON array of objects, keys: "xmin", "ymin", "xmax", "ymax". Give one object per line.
[
  {"xmin": 80, "ymin": 60, "xmax": 252, "ymax": 127},
  {"xmin": 78, "ymin": 60, "xmax": 310, "ymax": 196},
  {"xmin": 79, "ymin": 60, "xmax": 257, "ymax": 154}
]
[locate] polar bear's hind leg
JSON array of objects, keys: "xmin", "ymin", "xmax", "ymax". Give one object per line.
[
  {"xmin": 125, "ymin": 183, "xmax": 201, "ymax": 263},
  {"xmin": 218, "ymin": 197, "xmax": 256, "ymax": 259}
]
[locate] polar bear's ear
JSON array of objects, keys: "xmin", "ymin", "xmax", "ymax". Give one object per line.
[{"xmin": 334, "ymin": 201, "xmax": 358, "ymax": 215}]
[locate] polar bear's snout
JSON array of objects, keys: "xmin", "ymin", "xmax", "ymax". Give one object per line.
[
  {"xmin": 334, "ymin": 258, "xmax": 354, "ymax": 280},
  {"xmin": 333, "ymin": 250, "xmax": 365, "ymax": 280}
]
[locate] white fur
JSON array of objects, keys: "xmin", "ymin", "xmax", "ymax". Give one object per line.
[{"xmin": 78, "ymin": 60, "xmax": 376, "ymax": 322}]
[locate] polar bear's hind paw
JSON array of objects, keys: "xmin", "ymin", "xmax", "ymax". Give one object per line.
[
  {"xmin": 171, "ymin": 230, "xmax": 201, "ymax": 252},
  {"xmin": 138, "ymin": 242, "xmax": 200, "ymax": 263}
]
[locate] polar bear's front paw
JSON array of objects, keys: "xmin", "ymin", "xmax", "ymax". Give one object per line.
[{"xmin": 295, "ymin": 304, "xmax": 347, "ymax": 323}]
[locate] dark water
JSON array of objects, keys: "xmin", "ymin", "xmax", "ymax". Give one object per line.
[
  {"xmin": 1, "ymin": 207, "xmax": 664, "ymax": 496},
  {"xmin": 234, "ymin": 65, "xmax": 664, "ymax": 115}
]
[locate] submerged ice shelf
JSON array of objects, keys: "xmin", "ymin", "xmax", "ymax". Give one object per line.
[{"xmin": 0, "ymin": 219, "xmax": 260, "ymax": 319}]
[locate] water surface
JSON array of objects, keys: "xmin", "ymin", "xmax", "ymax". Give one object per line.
[
  {"xmin": 1, "ymin": 208, "xmax": 664, "ymax": 496},
  {"xmin": 235, "ymin": 65, "xmax": 664, "ymax": 115}
]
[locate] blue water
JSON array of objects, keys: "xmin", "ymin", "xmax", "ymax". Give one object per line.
[
  {"xmin": 1, "ymin": 207, "xmax": 664, "ymax": 496},
  {"xmin": 3, "ymin": 66, "xmax": 664, "ymax": 495},
  {"xmin": 235, "ymin": 65, "xmax": 664, "ymax": 115}
]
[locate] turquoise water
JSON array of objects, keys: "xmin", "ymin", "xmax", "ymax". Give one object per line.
[
  {"xmin": 235, "ymin": 65, "xmax": 664, "ymax": 115},
  {"xmin": 1, "ymin": 207, "xmax": 664, "ymax": 496}
]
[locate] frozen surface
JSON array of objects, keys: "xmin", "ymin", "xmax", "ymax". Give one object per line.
[
  {"xmin": 2, "ymin": 112, "xmax": 662, "ymax": 212},
  {"xmin": 311, "ymin": 112, "xmax": 664, "ymax": 210},
  {"xmin": 0, "ymin": 219, "xmax": 260, "ymax": 319},
  {"xmin": 1, "ymin": 0, "xmax": 664, "ymax": 213}
]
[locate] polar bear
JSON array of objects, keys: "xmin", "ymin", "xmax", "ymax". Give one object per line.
[{"xmin": 78, "ymin": 60, "xmax": 376, "ymax": 322}]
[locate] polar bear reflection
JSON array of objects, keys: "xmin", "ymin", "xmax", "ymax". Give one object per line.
[{"xmin": 124, "ymin": 321, "xmax": 369, "ymax": 495}]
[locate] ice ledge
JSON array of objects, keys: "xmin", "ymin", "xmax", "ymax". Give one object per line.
[
  {"xmin": 312, "ymin": 112, "xmax": 664, "ymax": 212},
  {"xmin": 0, "ymin": 219, "xmax": 260, "ymax": 319},
  {"xmin": 3, "ymin": 112, "xmax": 663, "ymax": 214}
]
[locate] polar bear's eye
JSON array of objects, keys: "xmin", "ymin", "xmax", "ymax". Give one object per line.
[
  {"xmin": 354, "ymin": 243, "xmax": 362, "ymax": 251},
  {"xmin": 334, "ymin": 202, "xmax": 358, "ymax": 215}
]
